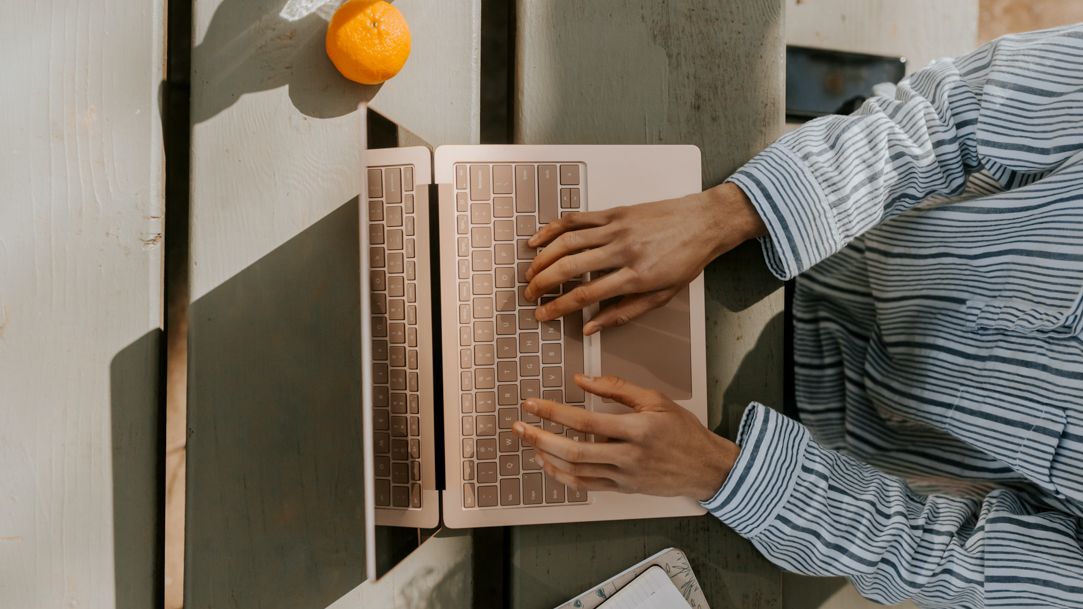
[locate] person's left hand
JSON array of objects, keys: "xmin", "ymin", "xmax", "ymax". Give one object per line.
[{"xmin": 511, "ymin": 375, "xmax": 739, "ymax": 502}]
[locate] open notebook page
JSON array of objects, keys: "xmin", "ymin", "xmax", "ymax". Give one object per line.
[{"xmin": 600, "ymin": 566, "xmax": 690, "ymax": 609}]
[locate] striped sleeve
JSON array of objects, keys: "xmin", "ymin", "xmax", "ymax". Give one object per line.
[
  {"xmin": 703, "ymin": 404, "xmax": 1083, "ymax": 608},
  {"xmin": 728, "ymin": 24, "xmax": 1083, "ymax": 280}
]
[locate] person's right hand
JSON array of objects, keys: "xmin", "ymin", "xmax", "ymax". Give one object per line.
[{"xmin": 524, "ymin": 182, "xmax": 766, "ymax": 335}]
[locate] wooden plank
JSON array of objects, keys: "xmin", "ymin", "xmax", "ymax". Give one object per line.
[
  {"xmin": 512, "ymin": 1, "xmax": 787, "ymax": 606},
  {"xmin": 782, "ymin": 2, "xmax": 975, "ymax": 607},
  {"xmin": 978, "ymin": 0, "xmax": 1083, "ymax": 45},
  {"xmin": 185, "ymin": 1, "xmax": 480, "ymax": 607},
  {"xmin": 0, "ymin": 0, "xmax": 167, "ymax": 607}
]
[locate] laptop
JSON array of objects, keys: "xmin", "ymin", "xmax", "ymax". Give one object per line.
[{"xmin": 361, "ymin": 134, "xmax": 709, "ymax": 533}]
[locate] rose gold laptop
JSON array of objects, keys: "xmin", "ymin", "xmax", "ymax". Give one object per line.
[{"xmin": 362, "ymin": 139, "xmax": 708, "ymax": 532}]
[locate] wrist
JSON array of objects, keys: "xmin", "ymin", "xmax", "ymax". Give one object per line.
[
  {"xmin": 695, "ymin": 433, "xmax": 740, "ymax": 502},
  {"xmin": 698, "ymin": 182, "xmax": 768, "ymax": 259}
]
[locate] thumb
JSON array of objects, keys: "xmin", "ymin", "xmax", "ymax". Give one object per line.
[{"xmin": 575, "ymin": 375, "xmax": 666, "ymax": 413}]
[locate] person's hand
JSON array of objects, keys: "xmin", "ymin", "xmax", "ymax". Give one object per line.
[
  {"xmin": 524, "ymin": 182, "xmax": 766, "ymax": 335},
  {"xmin": 511, "ymin": 375, "xmax": 739, "ymax": 502}
]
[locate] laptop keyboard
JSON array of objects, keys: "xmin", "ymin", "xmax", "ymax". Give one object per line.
[
  {"xmin": 368, "ymin": 163, "xmax": 423, "ymax": 510},
  {"xmin": 454, "ymin": 163, "xmax": 591, "ymax": 509}
]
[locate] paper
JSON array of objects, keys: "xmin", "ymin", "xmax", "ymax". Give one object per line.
[{"xmin": 601, "ymin": 566, "xmax": 688, "ymax": 609}]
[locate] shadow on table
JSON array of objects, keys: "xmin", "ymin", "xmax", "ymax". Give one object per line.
[{"xmin": 191, "ymin": 0, "xmax": 380, "ymax": 123}]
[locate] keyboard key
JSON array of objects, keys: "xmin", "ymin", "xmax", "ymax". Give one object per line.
[
  {"xmin": 375, "ymin": 456, "xmax": 391, "ymax": 477},
  {"xmin": 471, "ymin": 226, "xmax": 492, "ymax": 248},
  {"xmin": 516, "ymin": 215, "xmax": 536, "ymax": 237},
  {"xmin": 494, "ymin": 220, "xmax": 514, "ymax": 242},
  {"xmin": 493, "ymin": 164, "xmax": 514, "ymax": 194},
  {"xmin": 498, "ymin": 361, "xmax": 517, "ymax": 382},
  {"xmin": 405, "ymin": 215, "xmax": 414, "ymax": 236},
  {"xmin": 473, "ymin": 297, "xmax": 494, "ymax": 319},
  {"xmin": 516, "ymin": 239, "xmax": 536, "ymax": 261},
  {"xmin": 542, "ymin": 342, "xmax": 561, "ymax": 364},
  {"xmin": 496, "ymin": 291, "xmax": 516, "ymax": 312},
  {"xmin": 408, "ymin": 327, "xmax": 417, "ymax": 347},
  {"xmin": 543, "ymin": 390, "xmax": 563, "ymax": 404},
  {"xmin": 461, "ymin": 415, "xmax": 474, "ymax": 436},
  {"xmin": 470, "ymin": 165, "xmax": 491, "ymax": 201},
  {"xmin": 476, "ymin": 415, "xmax": 496, "ymax": 436},
  {"xmin": 560, "ymin": 188, "xmax": 572, "ymax": 209},
  {"xmin": 496, "ymin": 337, "xmax": 516, "ymax": 359},
  {"xmin": 475, "ymin": 368, "xmax": 496, "ymax": 389},
  {"xmin": 392, "ymin": 440, "xmax": 408, "ymax": 460},
  {"xmin": 542, "ymin": 366, "xmax": 562, "ymax": 388},
  {"xmin": 368, "ymin": 168, "xmax": 383, "ymax": 198},
  {"xmin": 373, "ymin": 363, "xmax": 389, "ymax": 384},
  {"xmin": 519, "ymin": 356, "xmax": 540, "ymax": 377},
  {"xmin": 455, "ymin": 164, "xmax": 467, "ymax": 190},
  {"xmin": 568, "ymin": 486, "xmax": 587, "ymax": 503},
  {"xmin": 523, "ymin": 473, "xmax": 543, "ymax": 504},
  {"xmin": 538, "ymin": 165, "xmax": 559, "ymax": 224},
  {"xmin": 544, "ymin": 419, "xmax": 564, "ymax": 434},
  {"xmin": 409, "ymin": 394, "xmax": 419, "ymax": 414},
  {"xmin": 406, "ymin": 261, "xmax": 415, "ymax": 281},
  {"xmin": 494, "ymin": 244, "xmax": 515, "ymax": 265},
  {"xmin": 523, "ymin": 450, "xmax": 542, "ymax": 471},
  {"xmin": 389, "ymin": 346, "xmax": 405, "ymax": 366},
  {"xmin": 564, "ymin": 309, "xmax": 585, "ymax": 402},
  {"xmin": 541, "ymin": 320, "xmax": 561, "ymax": 341},
  {"xmin": 372, "ymin": 270, "xmax": 387, "ymax": 292},
  {"xmin": 478, "ymin": 485, "xmax": 499, "ymax": 507},
  {"xmin": 375, "ymin": 433, "xmax": 390, "ymax": 455},
  {"xmin": 390, "ymin": 369, "xmax": 406, "ymax": 389},
  {"xmin": 472, "ymin": 250, "xmax": 493, "ymax": 272},
  {"xmin": 545, "ymin": 473, "xmax": 565, "ymax": 503},
  {"xmin": 411, "ymin": 483, "xmax": 422, "ymax": 508},
  {"xmin": 463, "ymin": 483, "xmax": 476, "ymax": 508},
  {"xmin": 498, "ymin": 408, "xmax": 519, "ymax": 429},
  {"xmin": 493, "ymin": 196, "xmax": 514, "ymax": 217},
  {"xmin": 497, "ymin": 314, "xmax": 516, "ymax": 336},
  {"xmin": 461, "ymin": 371, "xmax": 473, "ymax": 391},
  {"xmin": 474, "ymin": 344, "xmax": 495, "ymax": 365},
  {"xmin": 387, "ymin": 229, "xmax": 403, "ymax": 251},
  {"xmin": 500, "ymin": 479, "xmax": 521, "ymax": 506},
  {"xmin": 477, "ymin": 438, "xmax": 497, "ymax": 460},
  {"xmin": 520, "ymin": 379, "xmax": 541, "ymax": 401},
  {"xmin": 459, "ymin": 304, "xmax": 471, "ymax": 324},
  {"xmin": 405, "ymin": 194, "xmax": 414, "ymax": 214},
  {"xmin": 457, "ymin": 237, "xmax": 469, "ymax": 257},
  {"xmin": 570, "ymin": 188, "xmax": 580, "ymax": 208},
  {"xmin": 518, "ymin": 308, "xmax": 539, "ymax": 330},
  {"xmin": 411, "ymin": 461, "xmax": 420, "ymax": 481},
  {"xmin": 375, "ymin": 479, "xmax": 391, "ymax": 506},
  {"xmin": 407, "ymin": 305, "xmax": 417, "ymax": 325},
  {"xmin": 515, "ymin": 165, "xmax": 537, "ymax": 212},
  {"xmin": 392, "ymin": 462, "xmax": 409, "ymax": 483},
  {"xmin": 406, "ymin": 238, "xmax": 415, "ymax": 258},
  {"xmin": 387, "ymin": 253, "xmax": 404, "ymax": 274},
  {"xmin": 389, "ymin": 276, "xmax": 404, "ymax": 296},
  {"xmin": 389, "ymin": 322, "xmax": 406, "ymax": 344},
  {"xmin": 391, "ymin": 486, "xmax": 410, "ymax": 508},
  {"xmin": 368, "ymin": 199, "xmax": 384, "ymax": 221},
  {"xmin": 391, "ymin": 393, "xmax": 407, "ymax": 413},
  {"xmin": 372, "ymin": 315, "xmax": 388, "ymax": 337},
  {"xmin": 498, "ymin": 384, "xmax": 518, "ymax": 405},
  {"xmin": 560, "ymin": 164, "xmax": 579, "ymax": 185},
  {"xmin": 517, "ymin": 262, "xmax": 531, "ymax": 283},
  {"xmin": 409, "ymin": 416, "xmax": 419, "ymax": 436},
  {"xmin": 386, "ymin": 205, "xmax": 403, "ymax": 226},
  {"xmin": 566, "ymin": 429, "xmax": 585, "ymax": 443},
  {"xmin": 456, "ymin": 191, "xmax": 467, "ymax": 212},
  {"xmin": 474, "ymin": 321, "xmax": 495, "ymax": 342},
  {"xmin": 370, "ymin": 246, "xmax": 386, "ymax": 268},
  {"xmin": 457, "ymin": 214, "xmax": 468, "ymax": 234},
  {"xmin": 374, "ymin": 409, "xmax": 389, "ymax": 430},
  {"xmin": 389, "ymin": 300, "xmax": 405, "ymax": 321},
  {"xmin": 520, "ymin": 332, "xmax": 540, "ymax": 353},
  {"xmin": 475, "ymin": 392, "xmax": 496, "ymax": 412},
  {"xmin": 518, "ymin": 285, "xmax": 531, "ymax": 307},
  {"xmin": 499, "ymin": 452, "xmax": 520, "ymax": 473},
  {"xmin": 374, "ymin": 386, "xmax": 389, "ymax": 407},
  {"xmin": 370, "ymin": 223, "xmax": 385, "ymax": 246},
  {"xmin": 471, "ymin": 202, "xmax": 491, "ymax": 224},
  {"xmin": 462, "ymin": 438, "xmax": 475, "ymax": 459},
  {"xmin": 373, "ymin": 339, "xmax": 388, "ymax": 360},
  {"xmin": 372, "ymin": 293, "xmax": 387, "ymax": 315},
  {"xmin": 384, "ymin": 168, "xmax": 402, "ymax": 204},
  {"xmin": 461, "ymin": 393, "xmax": 474, "ymax": 413},
  {"xmin": 478, "ymin": 462, "xmax": 497, "ymax": 483},
  {"xmin": 459, "ymin": 326, "xmax": 471, "ymax": 346},
  {"xmin": 463, "ymin": 461, "xmax": 475, "ymax": 481},
  {"xmin": 403, "ymin": 166, "xmax": 413, "ymax": 191},
  {"xmin": 472, "ymin": 274, "xmax": 493, "ymax": 295}
]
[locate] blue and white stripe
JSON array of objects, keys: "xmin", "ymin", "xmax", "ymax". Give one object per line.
[{"xmin": 711, "ymin": 24, "xmax": 1083, "ymax": 608}]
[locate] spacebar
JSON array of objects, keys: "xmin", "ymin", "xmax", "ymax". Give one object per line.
[{"xmin": 564, "ymin": 309, "xmax": 585, "ymax": 402}]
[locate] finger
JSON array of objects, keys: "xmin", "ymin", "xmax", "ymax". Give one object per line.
[
  {"xmin": 527, "ymin": 210, "xmax": 610, "ymax": 249},
  {"xmin": 536, "ymin": 450, "xmax": 621, "ymax": 493},
  {"xmin": 525, "ymin": 226, "xmax": 613, "ymax": 284},
  {"xmin": 531, "ymin": 447, "xmax": 623, "ymax": 481},
  {"xmin": 522, "ymin": 398, "xmax": 636, "ymax": 441},
  {"xmin": 581, "ymin": 290, "xmax": 674, "ymax": 336},
  {"xmin": 534, "ymin": 267, "xmax": 637, "ymax": 322},
  {"xmin": 512, "ymin": 419, "xmax": 619, "ymax": 464},
  {"xmin": 524, "ymin": 246, "xmax": 618, "ymax": 302},
  {"xmin": 575, "ymin": 375, "xmax": 666, "ymax": 413}
]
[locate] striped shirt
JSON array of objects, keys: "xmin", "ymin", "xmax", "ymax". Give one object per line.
[{"xmin": 703, "ymin": 24, "xmax": 1083, "ymax": 608}]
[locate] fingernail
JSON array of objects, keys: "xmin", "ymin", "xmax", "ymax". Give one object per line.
[
  {"xmin": 512, "ymin": 422, "xmax": 525, "ymax": 436},
  {"xmin": 575, "ymin": 374, "xmax": 596, "ymax": 382},
  {"xmin": 534, "ymin": 306, "xmax": 547, "ymax": 321},
  {"xmin": 524, "ymin": 400, "xmax": 538, "ymax": 414},
  {"xmin": 525, "ymin": 268, "xmax": 535, "ymax": 281},
  {"xmin": 583, "ymin": 322, "xmax": 598, "ymax": 335},
  {"xmin": 528, "ymin": 236, "xmax": 539, "ymax": 247},
  {"xmin": 534, "ymin": 453, "xmax": 544, "ymax": 466}
]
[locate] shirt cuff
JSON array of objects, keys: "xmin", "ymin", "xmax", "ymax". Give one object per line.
[
  {"xmin": 700, "ymin": 403, "xmax": 810, "ymax": 538},
  {"xmin": 727, "ymin": 143, "xmax": 842, "ymax": 281}
]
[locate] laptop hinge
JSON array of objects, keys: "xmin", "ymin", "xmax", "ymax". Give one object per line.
[{"xmin": 427, "ymin": 183, "xmax": 446, "ymax": 492}]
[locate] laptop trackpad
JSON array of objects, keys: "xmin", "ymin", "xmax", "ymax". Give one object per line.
[{"xmin": 599, "ymin": 286, "xmax": 693, "ymax": 401}]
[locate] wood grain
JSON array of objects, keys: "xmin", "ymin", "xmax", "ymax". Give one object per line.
[
  {"xmin": 978, "ymin": 0, "xmax": 1083, "ymax": 45},
  {"xmin": 0, "ymin": 0, "xmax": 166, "ymax": 607},
  {"xmin": 186, "ymin": 0, "xmax": 480, "ymax": 606},
  {"xmin": 513, "ymin": 1, "xmax": 787, "ymax": 606}
]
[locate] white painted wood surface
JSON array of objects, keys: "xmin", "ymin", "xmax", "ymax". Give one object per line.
[
  {"xmin": 0, "ymin": 0, "xmax": 166, "ymax": 607},
  {"xmin": 782, "ymin": 2, "xmax": 977, "ymax": 607},
  {"xmin": 186, "ymin": 0, "xmax": 478, "ymax": 607}
]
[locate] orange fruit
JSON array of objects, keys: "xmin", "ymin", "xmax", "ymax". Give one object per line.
[{"xmin": 326, "ymin": 0, "xmax": 411, "ymax": 85}]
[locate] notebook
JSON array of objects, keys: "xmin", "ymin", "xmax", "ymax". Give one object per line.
[
  {"xmin": 600, "ymin": 566, "xmax": 689, "ymax": 609},
  {"xmin": 360, "ymin": 127, "xmax": 710, "ymax": 533},
  {"xmin": 557, "ymin": 547, "xmax": 709, "ymax": 609}
]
